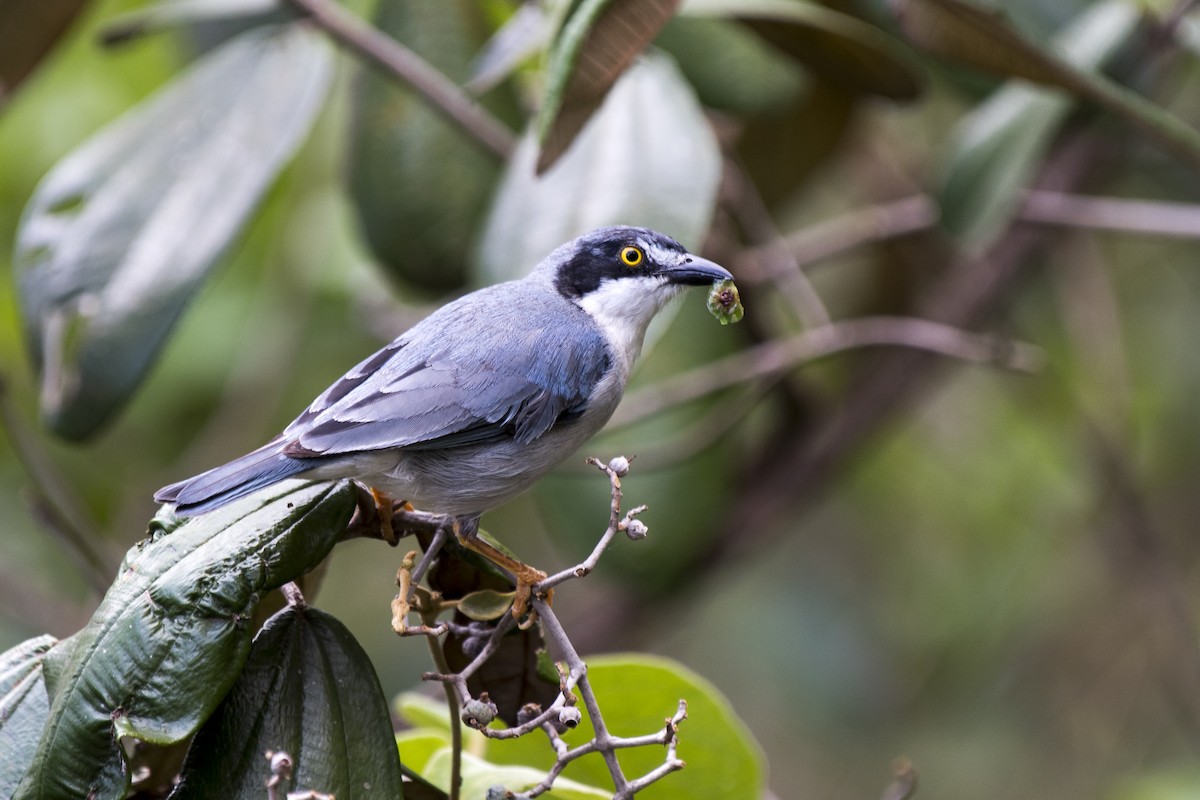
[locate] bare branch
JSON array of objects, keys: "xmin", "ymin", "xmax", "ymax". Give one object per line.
[{"xmin": 281, "ymin": 0, "xmax": 515, "ymax": 159}]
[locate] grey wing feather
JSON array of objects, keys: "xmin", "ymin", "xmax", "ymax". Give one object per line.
[{"xmin": 283, "ymin": 286, "xmax": 610, "ymax": 458}]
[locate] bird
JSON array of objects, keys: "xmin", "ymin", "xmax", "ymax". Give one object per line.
[{"xmin": 155, "ymin": 226, "xmax": 733, "ymax": 610}]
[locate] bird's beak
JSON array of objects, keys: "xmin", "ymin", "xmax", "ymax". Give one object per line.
[{"xmin": 658, "ymin": 254, "xmax": 734, "ymax": 286}]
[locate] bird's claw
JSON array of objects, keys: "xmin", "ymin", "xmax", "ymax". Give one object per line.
[{"xmin": 511, "ymin": 566, "xmax": 552, "ymax": 626}]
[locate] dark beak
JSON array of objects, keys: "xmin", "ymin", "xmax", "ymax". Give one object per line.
[{"xmin": 659, "ymin": 254, "xmax": 734, "ymax": 286}]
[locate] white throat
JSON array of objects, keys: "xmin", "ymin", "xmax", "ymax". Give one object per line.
[{"xmin": 577, "ymin": 276, "xmax": 682, "ymax": 373}]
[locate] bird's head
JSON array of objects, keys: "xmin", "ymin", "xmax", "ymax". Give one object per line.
[{"xmin": 543, "ymin": 226, "xmax": 733, "ymax": 332}]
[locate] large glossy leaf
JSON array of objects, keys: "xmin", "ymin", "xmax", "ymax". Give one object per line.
[
  {"xmin": 14, "ymin": 23, "xmax": 333, "ymax": 441},
  {"xmin": 478, "ymin": 52, "xmax": 720, "ymax": 283},
  {"xmin": 937, "ymin": 0, "xmax": 1139, "ymax": 248},
  {"xmin": 172, "ymin": 603, "xmax": 404, "ymax": 799},
  {"xmin": 0, "ymin": 0, "xmax": 91, "ymax": 105},
  {"xmin": 897, "ymin": 0, "xmax": 1200, "ymax": 175},
  {"xmin": 347, "ymin": 0, "xmax": 513, "ymax": 293},
  {"xmin": 14, "ymin": 480, "xmax": 358, "ymax": 800},
  {"xmin": 536, "ymin": 0, "xmax": 681, "ymax": 172},
  {"xmin": 681, "ymin": 0, "xmax": 923, "ymax": 101},
  {"xmin": 0, "ymin": 636, "xmax": 57, "ymax": 796}
]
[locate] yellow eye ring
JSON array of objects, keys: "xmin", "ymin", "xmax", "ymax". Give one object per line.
[{"xmin": 620, "ymin": 245, "xmax": 644, "ymax": 268}]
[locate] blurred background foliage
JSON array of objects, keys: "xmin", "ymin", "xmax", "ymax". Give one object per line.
[{"xmin": 4, "ymin": 0, "xmax": 1200, "ymax": 797}]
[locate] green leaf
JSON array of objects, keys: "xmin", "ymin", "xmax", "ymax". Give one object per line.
[
  {"xmin": 936, "ymin": 0, "xmax": 1139, "ymax": 248},
  {"xmin": 654, "ymin": 16, "xmax": 809, "ymax": 116},
  {"xmin": 457, "ymin": 589, "xmax": 517, "ymax": 621},
  {"xmin": 424, "ymin": 750, "xmax": 610, "ymax": 799},
  {"xmin": 898, "ymin": 0, "xmax": 1200, "ymax": 176},
  {"xmin": 99, "ymin": 0, "xmax": 290, "ymax": 47},
  {"xmin": 172, "ymin": 603, "xmax": 404, "ymax": 800},
  {"xmin": 14, "ymin": 480, "xmax": 357, "ymax": 800},
  {"xmin": 536, "ymin": 0, "xmax": 681, "ymax": 172},
  {"xmin": 0, "ymin": 636, "xmax": 57, "ymax": 796},
  {"xmin": 348, "ymin": 0, "xmax": 515, "ymax": 294},
  {"xmin": 14, "ymin": 23, "xmax": 333, "ymax": 440},
  {"xmin": 466, "ymin": 1, "xmax": 558, "ymax": 94},
  {"xmin": 488, "ymin": 654, "xmax": 764, "ymax": 800},
  {"xmin": 681, "ymin": 0, "xmax": 924, "ymax": 101},
  {"xmin": 0, "ymin": 0, "xmax": 91, "ymax": 106},
  {"xmin": 479, "ymin": 53, "xmax": 720, "ymax": 283}
]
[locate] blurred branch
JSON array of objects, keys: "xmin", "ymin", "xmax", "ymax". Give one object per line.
[
  {"xmin": 0, "ymin": 376, "xmax": 113, "ymax": 595},
  {"xmin": 610, "ymin": 316, "xmax": 1043, "ymax": 430},
  {"xmin": 724, "ymin": 163, "xmax": 831, "ymax": 328},
  {"xmin": 282, "ymin": 0, "xmax": 515, "ymax": 159},
  {"xmin": 764, "ymin": 195, "xmax": 938, "ymax": 275},
  {"xmin": 1021, "ymin": 190, "xmax": 1200, "ymax": 238}
]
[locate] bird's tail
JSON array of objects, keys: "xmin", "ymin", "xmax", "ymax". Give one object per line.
[{"xmin": 154, "ymin": 436, "xmax": 313, "ymax": 515}]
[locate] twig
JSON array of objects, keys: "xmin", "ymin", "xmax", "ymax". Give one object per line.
[
  {"xmin": 392, "ymin": 457, "xmax": 689, "ymax": 796},
  {"xmin": 281, "ymin": 0, "xmax": 515, "ymax": 159},
  {"xmin": 610, "ymin": 316, "xmax": 1043, "ymax": 430}
]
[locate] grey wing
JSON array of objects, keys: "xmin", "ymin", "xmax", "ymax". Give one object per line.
[{"xmin": 281, "ymin": 303, "xmax": 611, "ymax": 458}]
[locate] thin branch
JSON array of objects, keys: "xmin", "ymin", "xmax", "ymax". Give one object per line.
[
  {"xmin": 282, "ymin": 0, "xmax": 515, "ymax": 159},
  {"xmin": 610, "ymin": 316, "xmax": 1043, "ymax": 430}
]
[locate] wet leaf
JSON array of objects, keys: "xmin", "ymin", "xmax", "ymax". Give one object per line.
[
  {"xmin": 13, "ymin": 480, "xmax": 357, "ymax": 800},
  {"xmin": 0, "ymin": 636, "xmax": 57, "ymax": 797},
  {"xmin": 14, "ymin": 23, "xmax": 333, "ymax": 440},
  {"xmin": 479, "ymin": 53, "xmax": 720, "ymax": 283},
  {"xmin": 348, "ymin": 0, "xmax": 516, "ymax": 294},
  {"xmin": 0, "ymin": 0, "xmax": 91, "ymax": 105},
  {"xmin": 172, "ymin": 603, "xmax": 404, "ymax": 799},
  {"xmin": 536, "ymin": 0, "xmax": 681, "ymax": 172}
]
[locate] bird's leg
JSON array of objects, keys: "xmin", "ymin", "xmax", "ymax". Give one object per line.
[{"xmin": 453, "ymin": 515, "xmax": 552, "ymax": 619}]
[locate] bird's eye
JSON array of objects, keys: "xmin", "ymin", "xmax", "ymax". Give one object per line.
[{"xmin": 619, "ymin": 246, "xmax": 644, "ymax": 268}]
